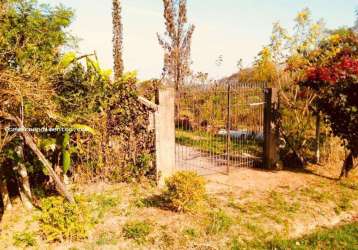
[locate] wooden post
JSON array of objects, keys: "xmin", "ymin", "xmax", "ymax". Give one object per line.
[{"xmin": 263, "ymin": 88, "xmax": 279, "ymax": 169}]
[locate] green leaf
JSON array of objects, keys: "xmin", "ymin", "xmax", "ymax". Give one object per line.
[
  {"xmin": 59, "ymin": 52, "xmax": 76, "ymax": 68},
  {"xmin": 62, "ymin": 151, "xmax": 71, "ymax": 174},
  {"xmin": 62, "ymin": 133, "xmax": 70, "ymax": 149}
]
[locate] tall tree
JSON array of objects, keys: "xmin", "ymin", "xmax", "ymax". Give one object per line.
[
  {"xmin": 112, "ymin": 0, "xmax": 124, "ymax": 79},
  {"xmin": 158, "ymin": 0, "xmax": 195, "ymax": 90}
]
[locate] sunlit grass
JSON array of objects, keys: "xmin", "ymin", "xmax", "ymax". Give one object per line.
[{"xmin": 175, "ymin": 129, "xmax": 263, "ymax": 156}]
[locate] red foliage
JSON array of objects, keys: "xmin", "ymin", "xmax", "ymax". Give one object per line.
[
  {"xmin": 306, "ymin": 57, "xmax": 358, "ymax": 85},
  {"xmin": 300, "ymin": 31, "xmax": 358, "ymax": 155}
]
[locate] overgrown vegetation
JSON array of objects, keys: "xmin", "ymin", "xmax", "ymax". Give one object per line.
[{"xmin": 0, "ymin": 0, "xmax": 156, "ymax": 211}]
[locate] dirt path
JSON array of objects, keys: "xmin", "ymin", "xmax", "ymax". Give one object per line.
[
  {"xmin": 175, "ymin": 144, "xmax": 259, "ymax": 175},
  {"xmin": 176, "ymin": 144, "xmax": 318, "ymax": 195},
  {"xmin": 205, "ymin": 167, "xmax": 318, "ymax": 195},
  {"xmin": 175, "ymin": 144, "xmax": 228, "ymax": 175}
]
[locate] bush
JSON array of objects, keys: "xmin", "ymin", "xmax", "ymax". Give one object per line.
[
  {"xmin": 122, "ymin": 220, "xmax": 152, "ymax": 244},
  {"xmin": 206, "ymin": 209, "xmax": 233, "ymax": 234},
  {"xmin": 38, "ymin": 196, "xmax": 91, "ymax": 242},
  {"xmin": 163, "ymin": 171, "xmax": 206, "ymax": 212}
]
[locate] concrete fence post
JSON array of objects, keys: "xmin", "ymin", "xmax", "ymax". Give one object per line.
[
  {"xmin": 263, "ymin": 88, "xmax": 280, "ymax": 169},
  {"xmin": 155, "ymin": 87, "xmax": 175, "ymax": 186}
]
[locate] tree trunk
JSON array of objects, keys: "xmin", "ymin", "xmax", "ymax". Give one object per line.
[
  {"xmin": 14, "ymin": 144, "xmax": 33, "ymax": 210},
  {"xmin": 339, "ymin": 150, "xmax": 358, "ymax": 179},
  {"xmin": 0, "ymin": 169, "xmax": 12, "ymax": 211},
  {"xmin": 21, "ymin": 132, "xmax": 75, "ymax": 203}
]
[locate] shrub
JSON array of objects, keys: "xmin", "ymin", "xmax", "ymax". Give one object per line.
[
  {"xmin": 122, "ymin": 220, "xmax": 152, "ymax": 244},
  {"xmin": 206, "ymin": 209, "xmax": 233, "ymax": 234},
  {"xmin": 38, "ymin": 196, "xmax": 91, "ymax": 242},
  {"xmin": 163, "ymin": 171, "xmax": 206, "ymax": 212},
  {"xmin": 13, "ymin": 231, "xmax": 37, "ymax": 247}
]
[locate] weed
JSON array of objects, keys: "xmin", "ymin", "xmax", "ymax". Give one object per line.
[
  {"xmin": 84, "ymin": 193, "xmax": 120, "ymax": 223},
  {"xmin": 269, "ymin": 191, "xmax": 300, "ymax": 214},
  {"xmin": 13, "ymin": 231, "xmax": 37, "ymax": 247},
  {"xmin": 96, "ymin": 231, "xmax": 118, "ymax": 246},
  {"xmin": 301, "ymin": 187, "xmax": 332, "ymax": 202},
  {"xmin": 339, "ymin": 180, "xmax": 358, "ymax": 190},
  {"xmin": 334, "ymin": 196, "xmax": 353, "ymax": 214},
  {"xmin": 227, "ymin": 196, "xmax": 240, "ymax": 209},
  {"xmin": 122, "ymin": 220, "xmax": 153, "ymax": 244},
  {"xmin": 134, "ymin": 195, "xmax": 164, "ymax": 208},
  {"xmin": 183, "ymin": 227, "xmax": 198, "ymax": 238},
  {"xmin": 206, "ymin": 209, "xmax": 233, "ymax": 234}
]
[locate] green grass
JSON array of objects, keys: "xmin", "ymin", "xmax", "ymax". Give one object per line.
[
  {"xmin": 267, "ymin": 222, "xmax": 358, "ymax": 250},
  {"xmin": 206, "ymin": 209, "xmax": 233, "ymax": 234},
  {"xmin": 175, "ymin": 129, "xmax": 262, "ymax": 156},
  {"xmin": 83, "ymin": 192, "xmax": 120, "ymax": 222},
  {"xmin": 232, "ymin": 222, "xmax": 358, "ymax": 250}
]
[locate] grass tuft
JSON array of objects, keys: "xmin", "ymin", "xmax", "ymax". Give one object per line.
[
  {"xmin": 13, "ymin": 231, "xmax": 37, "ymax": 248},
  {"xmin": 122, "ymin": 220, "xmax": 153, "ymax": 244}
]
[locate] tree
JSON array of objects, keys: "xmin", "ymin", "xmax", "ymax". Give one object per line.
[
  {"xmin": 0, "ymin": 0, "xmax": 75, "ymax": 204},
  {"xmin": 258, "ymin": 8, "xmax": 326, "ymax": 167},
  {"xmin": 157, "ymin": 0, "xmax": 195, "ymax": 90},
  {"xmin": 300, "ymin": 30, "xmax": 358, "ymax": 177},
  {"xmin": 112, "ymin": 0, "xmax": 124, "ymax": 79},
  {"xmin": 0, "ymin": 0, "xmax": 73, "ymax": 71}
]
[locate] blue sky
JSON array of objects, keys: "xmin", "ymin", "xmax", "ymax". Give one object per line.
[{"xmin": 40, "ymin": 0, "xmax": 357, "ymax": 79}]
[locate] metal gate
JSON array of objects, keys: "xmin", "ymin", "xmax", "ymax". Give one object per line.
[{"xmin": 175, "ymin": 81, "xmax": 265, "ymax": 175}]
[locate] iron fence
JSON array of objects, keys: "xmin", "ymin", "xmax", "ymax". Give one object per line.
[{"xmin": 175, "ymin": 81, "xmax": 266, "ymax": 175}]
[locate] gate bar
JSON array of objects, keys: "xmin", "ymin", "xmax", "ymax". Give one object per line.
[{"xmin": 226, "ymin": 82, "xmax": 231, "ymax": 174}]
